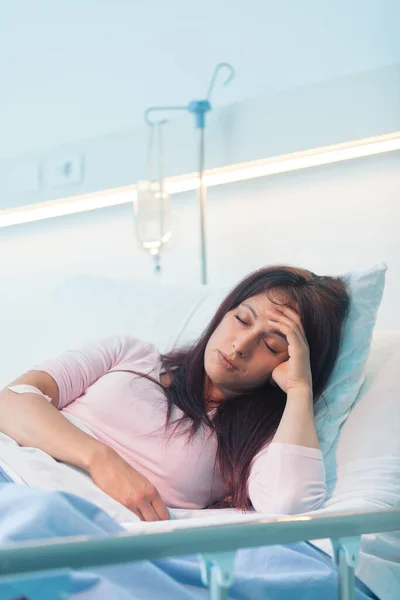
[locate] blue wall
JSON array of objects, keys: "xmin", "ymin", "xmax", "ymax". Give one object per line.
[
  {"xmin": 1, "ymin": 65, "xmax": 399, "ymax": 210},
  {"xmin": 1, "ymin": 0, "xmax": 400, "ymax": 158}
]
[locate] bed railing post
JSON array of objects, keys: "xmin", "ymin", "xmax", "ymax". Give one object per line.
[
  {"xmin": 199, "ymin": 551, "xmax": 236, "ymax": 600},
  {"xmin": 331, "ymin": 536, "xmax": 361, "ymax": 600}
]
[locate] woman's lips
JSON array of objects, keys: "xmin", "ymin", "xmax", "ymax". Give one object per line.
[{"xmin": 218, "ymin": 351, "xmax": 237, "ymax": 371}]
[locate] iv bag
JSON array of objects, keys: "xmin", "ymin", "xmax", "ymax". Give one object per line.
[{"xmin": 133, "ymin": 180, "xmax": 173, "ymax": 256}]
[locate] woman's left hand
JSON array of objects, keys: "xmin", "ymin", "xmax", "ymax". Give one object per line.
[{"xmin": 266, "ymin": 305, "xmax": 313, "ymax": 394}]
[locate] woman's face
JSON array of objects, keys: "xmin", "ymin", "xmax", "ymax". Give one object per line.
[{"xmin": 204, "ymin": 291, "xmax": 291, "ymax": 400}]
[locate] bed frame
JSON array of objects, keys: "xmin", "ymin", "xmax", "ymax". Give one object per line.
[{"xmin": 0, "ymin": 506, "xmax": 399, "ymax": 600}]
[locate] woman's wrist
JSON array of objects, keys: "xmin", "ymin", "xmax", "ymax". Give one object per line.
[
  {"xmin": 273, "ymin": 384, "xmax": 319, "ymax": 448},
  {"xmin": 84, "ymin": 439, "xmax": 114, "ymax": 473},
  {"xmin": 286, "ymin": 384, "xmax": 313, "ymax": 405}
]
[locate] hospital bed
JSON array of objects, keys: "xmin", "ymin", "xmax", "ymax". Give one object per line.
[
  {"xmin": 0, "ymin": 270, "xmax": 399, "ymax": 600},
  {"xmin": 0, "ymin": 500, "xmax": 399, "ymax": 600}
]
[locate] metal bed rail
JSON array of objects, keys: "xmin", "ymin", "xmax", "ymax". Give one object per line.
[{"xmin": 0, "ymin": 506, "xmax": 399, "ymax": 600}]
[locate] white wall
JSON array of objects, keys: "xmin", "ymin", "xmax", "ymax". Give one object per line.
[
  {"xmin": 1, "ymin": 1, "xmax": 399, "ymax": 340},
  {"xmin": 1, "ymin": 0, "xmax": 399, "ymax": 158},
  {"xmin": 2, "ymin": 150, "xmax": 399, "ymax": 330}
]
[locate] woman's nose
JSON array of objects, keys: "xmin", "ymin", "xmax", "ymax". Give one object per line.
[
  {"xmin": 233, "ymin": 344, "xmax": 245, "ymax": 357},
  {"xmin": 233, "ymin": 334, "xmax": 255, "ymax": 358}
]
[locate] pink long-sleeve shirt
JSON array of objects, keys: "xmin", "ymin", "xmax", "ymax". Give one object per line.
[{"xmin": 34, "ymin": 335, "xmax": 326, "ymax": 512}]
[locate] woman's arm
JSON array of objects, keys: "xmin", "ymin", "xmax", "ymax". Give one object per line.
[
  {"xmin": 247, "ymin": 391, "xmax": 326, "ymax": 514},
  {"xmin": 30, "ymin": 335, "xmax": 140, "ymax": 410},
  {"xmin": 247, "ymin": 389, "xmax": 325, "ymax": 515},
  {"xmin": 0, "ymin": 335, "xmax": 138, "ymax": 458},
  {"xmin": 0, "ymin": 335, "xmax": 135, "ymax": 451},
  {"xmin": 0, "ymin": 379, "xmax": 104, "ymax": 470},
  {"xmin": 271, "ymin": 386, "xmax": 320, "ymax": 449},
  {"xmin": 0, "ymin": 386, "xmax": 169, "ymax": 520},
  {"xmin": 264, "ymin": 303, "xmax": 321, "ymax": 450},
  {"xmin": 247, "ymin": 304, "xmax": 326, "ymax": 514},
  {"xmin": 0, "ymin": 336, "xmax": 170, "ymax": 520},
  {"xmin": 247, "ymin": 440, "xmax": 326, "ymax": 514}
]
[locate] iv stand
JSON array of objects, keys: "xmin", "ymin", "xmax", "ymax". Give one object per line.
[{"xmin": 144, "ymin": 62, "xmax": 235, "ymax": 285}]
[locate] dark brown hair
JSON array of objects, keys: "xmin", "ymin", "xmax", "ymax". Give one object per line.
[{"xmin": 160, "ymin": 265, "xmax": 350, "ymax": 510}]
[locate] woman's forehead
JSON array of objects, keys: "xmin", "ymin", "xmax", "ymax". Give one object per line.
[{"xmin": 245, "ymin": 290, "xmax": 293, "ymax": 309}]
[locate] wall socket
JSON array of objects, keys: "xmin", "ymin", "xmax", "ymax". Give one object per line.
[{"xmin": 42, "ymin": 152, "xmax": 84, "ymax": 188}]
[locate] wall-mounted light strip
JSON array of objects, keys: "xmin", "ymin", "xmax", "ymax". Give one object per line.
[
  {"xmin": 1, "ymin": 132, "xmax": 399, "ymax": 228},
  {"xmin": 0, "ymin": 186, "xmax": 138, "ymax": 228},
  {"xmin": 165, "ymin": 132, "xmax": 400, "ymax": 193}
]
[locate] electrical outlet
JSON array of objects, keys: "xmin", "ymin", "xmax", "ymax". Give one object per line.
[{"xmin": 42, "ymin": 152, "xmax": 84, "ymax": 188}]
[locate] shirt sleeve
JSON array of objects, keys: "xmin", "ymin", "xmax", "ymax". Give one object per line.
[
  {"xmin": 32, "ymin": 335, "xmax": 150, "ymax": 410},
  {"xmin": 247, "ymin": 442, "xmax": 327, "ymax": 515}
]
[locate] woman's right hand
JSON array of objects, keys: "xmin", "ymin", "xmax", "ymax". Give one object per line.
[{"xmin": 89, "ymin": 445, "xmax": 170, "ymax": 521}]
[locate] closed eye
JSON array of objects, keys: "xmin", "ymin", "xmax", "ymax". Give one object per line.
[
  {"xmin": 236, "ymin": 315, "xmax": 278, "ymax": 354},
  {"xmin": 235, "ymin": 315, "xmax": 248, "ymax": 326},
  {"xmin": 265, "ymin": 342, "xmax": 278, "ymax": 355}
]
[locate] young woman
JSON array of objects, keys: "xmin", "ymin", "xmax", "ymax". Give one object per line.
[{"xmin": 0, "ymin": 265, "xmax": 350, "ymax": 522}]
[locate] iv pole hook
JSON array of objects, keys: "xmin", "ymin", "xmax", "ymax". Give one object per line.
[
  {"xmin": 144, "ymin": 106, "xmax": 187, "ymax": 127},
  {"xmin": 206, "ymin": 62, "xmax": 235, "ymax": 102}
]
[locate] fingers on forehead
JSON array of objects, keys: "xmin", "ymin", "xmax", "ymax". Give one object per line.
[{"xmin": 267, "ymin": 289, "xmax": 299, "ymax": 312}]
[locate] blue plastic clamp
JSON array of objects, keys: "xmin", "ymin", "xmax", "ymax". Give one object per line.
[
  {"xmin": 332, "ymin": 536, "xmax": 361, "ymax": 568},
  {"xmin": 187, "ymin": 100, "xmax": 212, "ymax": 129},
  {"xmin": 199, "ymin": 550, "xmax": 236, "ymax": 589}
]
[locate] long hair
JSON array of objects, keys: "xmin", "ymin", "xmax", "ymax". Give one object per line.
[{"xmin": 160, "ymin": 266, "xmax": 350, "ymax": 510}]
